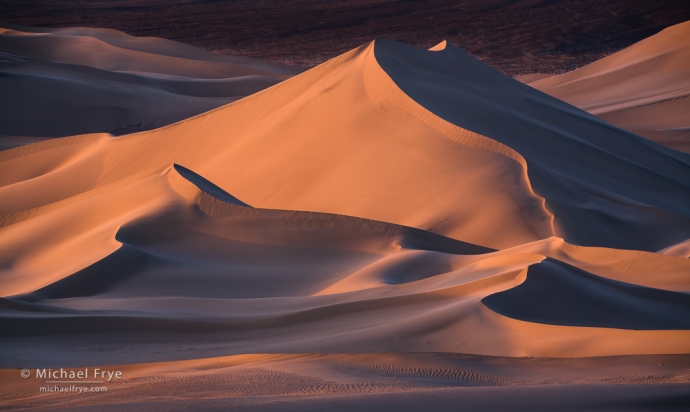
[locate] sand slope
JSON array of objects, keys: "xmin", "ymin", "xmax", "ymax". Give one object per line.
[
  {"xmin": 0, "ymin": 42, "xmax": 556, "ymax": 250},
  {"xmin": 528, "ymin": 21, "xmax": 690, "ymax": 152},
  {"xmin": 0, "ymin": 32, "xmax": 689, "ymax": 370},
  {"xmin": 0, "ymin": 24, "xmax": 300, "ymax": 144}
]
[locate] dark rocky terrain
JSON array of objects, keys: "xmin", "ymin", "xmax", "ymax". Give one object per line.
[{"xmin": 2, "ymin": 1, "xmax": 689, "ymax": 74}]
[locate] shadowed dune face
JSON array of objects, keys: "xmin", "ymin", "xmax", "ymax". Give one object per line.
[
  {"xmin": 25, "ymin": 203, "xmax": 486, "ymax": 300},
  {"xmin": 1, "ymin": 24, "xmax": 690, "ymax": 372},
  {"xmin": 172, "ymin": 164, "xmax": 250, "ymax": 207},
  {"xmin": 0, "ymin": 57, "xmax": 251, "ymax": 138},
  {"xmin": 373, "ymin": 39, "xmax": 690, "ymax": 251},
  {"xmin": 0, "ymin": 25, "xmax": 298, "ymax": 77},
  {"xmin": 483, "ymin": 259, "xmax": 690, "ymax": 330},
  {"xmin": 29, "ymin": 204, "xmax": 493, "ymax": 300}
]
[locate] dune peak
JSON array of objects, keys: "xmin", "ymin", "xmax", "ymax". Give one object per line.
[{"xmin": 429, "ymin": 40, "xmax": 447, "ymax": 51}]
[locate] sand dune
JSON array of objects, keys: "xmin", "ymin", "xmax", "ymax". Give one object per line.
[
  {"xmin": 375, "ymin": 39, "xmax": 690, "ymax": 251},
  {"xmin": 1, "ymin": 25, "xmax": 689, "ymax": 410},
  {"xmin": 2, "ymin": 38, "xmax": 688, "ymax": 251},
  {"xmin": 0, "ymin": 42, "xmax": 554, "ymax": 250},
  {"xmin": 0, "ymin": 24, "xmax": 300, "ymax": 144},
  {"xmin": 528, "ymin": 21, "xmax": 690, "ymax": 153}
]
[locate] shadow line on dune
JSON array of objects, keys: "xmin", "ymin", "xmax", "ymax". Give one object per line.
[{"xmin": 482, "ymin": 258, "xmax": 690, "ymax": 330}]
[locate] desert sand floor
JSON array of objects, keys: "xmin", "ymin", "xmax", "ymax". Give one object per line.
[{"xmin": 2, "ymin": 353, "xmax": 689, "ymax": 411}]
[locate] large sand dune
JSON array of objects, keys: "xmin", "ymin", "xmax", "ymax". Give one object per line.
[
  {"xmin": 527, "ymin": 21, "xmax": 690, "ymax": 153},
  {"xmin": 1, "ymin": 37, "xmax": 687, "ymax": 251},
  {"xmin": 1, "ymin": 25, "xmax": 689, "ymax": 410},
  {"xmin": 0, "ymin": 24, "xmax": 299, "ymax": 145}
]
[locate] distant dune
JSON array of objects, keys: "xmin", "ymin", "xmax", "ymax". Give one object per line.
[
  {"xmin": 1, "ymin": 22, "xmax": 689, "ymax": 411},
  {"xmin": 528, "ymin": 21, "xmax": 690, "ymax": 153},
  {"xmin": 0, "ymin": 24, "xmax": 300, "ymax": 147}
]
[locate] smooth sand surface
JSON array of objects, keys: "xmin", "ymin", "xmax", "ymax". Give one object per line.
[
  {"xmin": 0, "ymin": 24, "xmax": 300, "ymax": 141},
  {"xmin": 14, "ymin": 386, "xmax": 689, "ymax": 412},
  {"xmin": 529, "ymin": 21, "xmax": 690, "ymax": 153},
  {"xmin": 1, "ymin": 25, "xmax": 689, "ymax": 411}
]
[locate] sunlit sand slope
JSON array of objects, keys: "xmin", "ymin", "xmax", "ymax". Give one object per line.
[{"xmin": 0, "ymin": 41, "xmax": 557, "ymax": 251}]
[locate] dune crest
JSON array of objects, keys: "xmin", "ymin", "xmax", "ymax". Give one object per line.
[
  {"xmin": 658, "ymin": 239, "xmax": 690, "ymax": 258},
  {"xmin": 429, "ymin": 40, "xmax": 447, "ymax": 51}
]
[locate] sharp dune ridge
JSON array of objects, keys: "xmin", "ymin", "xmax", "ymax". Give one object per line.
[{"xmin": 1, "ymin": 23, "xmax": 690, "ymax": 410}]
